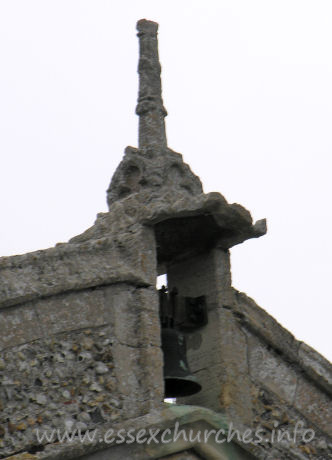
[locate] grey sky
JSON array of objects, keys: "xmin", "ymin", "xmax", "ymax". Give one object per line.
[{"xmin": 1, "ymin": 1, "xmax": 331, "ymax": 362}]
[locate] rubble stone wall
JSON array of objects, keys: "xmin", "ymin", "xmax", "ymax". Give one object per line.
[
  {"xmin": 0, "ymin": 222, "xmax": 163, "ymax": 458},
  {"xmin": 0, "ymin": 282, "xmax": 163, "ymax": 458}
]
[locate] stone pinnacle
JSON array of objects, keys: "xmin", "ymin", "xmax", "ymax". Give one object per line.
[{"xmin": 136, "ymin": 19, "xmax": 167, "ymax": 150}]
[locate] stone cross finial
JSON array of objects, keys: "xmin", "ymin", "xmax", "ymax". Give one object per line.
[
  {"xmin": 136, "ymin": 19, "xmax": 167, "ymax": 150},
  {"xmin": 106, "ymin": 20, "xmax": 204, "ymax": 206}
]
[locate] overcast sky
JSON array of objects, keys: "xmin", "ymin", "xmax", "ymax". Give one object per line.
[{"xmin": 1, "ymin": 1, "xmax": 331, "ymax": 362}]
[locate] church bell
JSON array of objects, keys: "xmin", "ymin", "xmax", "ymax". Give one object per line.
[
  {"xmin": 162, "ymin": 327, "xmax": 202, "ymax": 398},
  {"xmin": 159, "ymin": 286, "xmax": 203, "ymax": 398}
]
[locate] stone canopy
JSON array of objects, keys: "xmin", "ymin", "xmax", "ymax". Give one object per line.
[{"xmin": 77, "ymin": 18, "xmax": 267, "ymax": 267}]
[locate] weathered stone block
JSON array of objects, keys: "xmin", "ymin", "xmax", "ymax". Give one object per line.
[
  {"xmin": 235, "ymin": 290, "xmax": 299, "ymax": 363},
  {"xmin": 0, "ymin": 226, "xmax": 156, "ymax": 311},
  {"xmin": 298, "ymin": 342, "xmax": 332, "ymax": 394},
  {"xmin": 0, "ymin": 304, "xmax": 42, "ymax": 351},
  {"xmin": 36, "ymin": 288, "xmax": 115, "ymax": 336},
  {"xmin": 247, "ymin": 333, "xmax": 298, "ymax": 405},
  {"xmin": 294, "ymin": 376, "xmax": 332, "ymax": 437}
]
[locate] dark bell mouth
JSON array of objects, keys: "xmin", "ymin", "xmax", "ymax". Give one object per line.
[{"xmin": 164, "ymin": 377, "xmax": 202, "ymax": 398}]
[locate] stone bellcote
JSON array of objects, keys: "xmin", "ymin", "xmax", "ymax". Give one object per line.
[
  {"xmin": 1, "ymin": 19, "xmax": 331, "ymax": 460},
  {"xmin": 106, "ymin": 19, "xmax": 266, "ymax": 272}
]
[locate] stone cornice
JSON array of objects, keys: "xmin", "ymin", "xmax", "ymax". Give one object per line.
[
  {"xmin": 0, "ymin": 228, "xmax": 155, "ymax": 310},
  {"xmin": 233, "ymin": 290, "xmax": 332, "ymax": 399}
]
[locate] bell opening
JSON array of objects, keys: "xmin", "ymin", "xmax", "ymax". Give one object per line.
[
  {"xmin": 156, "ymin": 273, "xmax": 167, "ymax": 289},
  {"xmin": 157, "ymin": 269, "xmax": 203, "ymax": 400}
]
